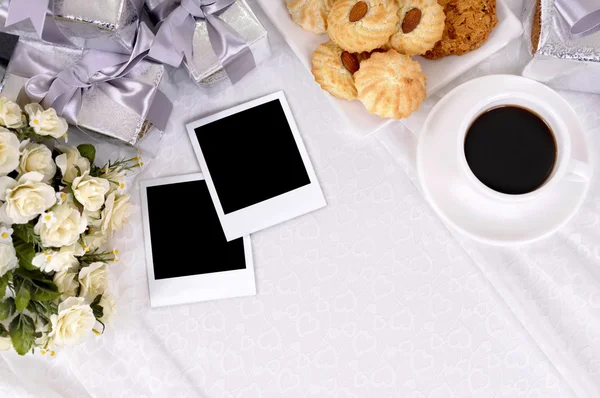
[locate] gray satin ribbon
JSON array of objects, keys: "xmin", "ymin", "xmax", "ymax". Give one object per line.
[
  {"xmin": 555, "ymin": 0, "xmax": 600, "ymax": 38},
  {"xmin": 7, "ymin": 24, "xmax": 172, "ymax": 132},
  {"xmin": 5, "ymin": 0, "xmax": 74, "ymax": 46},
  {"xmin": 148, "ymin": 0, "xmax": 256, "ymax": 83}
]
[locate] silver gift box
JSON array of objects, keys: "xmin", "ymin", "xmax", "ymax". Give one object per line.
[
  {"xmin": 145, "ymin": 0, "xmax": 270, "ymax": 84},
  {"xmin": 522, "ymin": 0, "xmax": 600, "ymax": 94},
  {"xmin": 0, "ymin": 0, "xmax": 143, "ymax": 52},
  {"xmin": 0, "ymin": 38, "xmax": 166, "ymax": 145}
]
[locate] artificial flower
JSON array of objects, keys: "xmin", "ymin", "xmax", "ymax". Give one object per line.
[
  {"xmin": 32, "ymin": 243, "xmax": 84, "ymax": 273},
  {"xmin": 0, "ymin": 128, "xmax": 21, "ymax": 176},
  {"xmin": 99, "ymin": 294, "xmax": 116, "ymax": 324},
  {"xmin": 72, "ymin": 171, "xmax": 110, "ymax": 212},
  {"xmin": 24, "ymin": 103, "xmax": 68, "ymax": 139},
  {"xmin": 53, "ymin": 266, "xmax": 79, "ymax": 301},
  {"xmin": 34, "ymin": 202, "xmax": 87, "ymax": 247},
  {"xmin": 55, "ymin": 146, "xmax": 90, "ymax": 184},
  {"xmin": 0, "ymin": 240, "xmax": 17, "ymax": 277},
  {"xmin": 48, "ymin": 297, "xmax": 95, "ymax": 347},
  {"xmin": 82, "ymin": 227, "xmax": 108, "ymax": 252},
  {"xmin": 0, "ymin": 172, "xmax": 56, "ymax": 224},
  {"xmin": 0, "ymin": 97, "xmax": 23, "ymax": 128},
  {"xmin": 18, "ymin": 142, "xmax": 56, "ymax": 183},
  {"xmin": 0, "ymin": 336, "xmax": 11, "ymax": 351},
  {"xmin": 78, "ymin": 262, "xmax": 108, "ymax": 301},
  {"xmin": 0, "ymin": 226, "xmax": 13, "ymax": 243},
  {"xmin": 100, "ymin": 193, "xmax": 132, "ymax": 235}
]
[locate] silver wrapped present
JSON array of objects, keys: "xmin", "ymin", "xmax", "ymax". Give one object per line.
[
  {"xmin": 523, "ymin": 0, "xmax": 600, "ymax": 94},
  {"xmin": 0, "ymin": 0, "xmax": 144, "ymax": 52},
  {"xmin": 0, "ymin": 37, "xmax": 167, "ymax": 145},
  {"xmin": 146, "ymin": 0, "xmax": 270, "ymax": 85}
]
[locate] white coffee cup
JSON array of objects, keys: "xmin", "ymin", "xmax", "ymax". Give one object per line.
[{"xmin": 456, "ymin": 92, "xmax": 591, "ymax": 202}]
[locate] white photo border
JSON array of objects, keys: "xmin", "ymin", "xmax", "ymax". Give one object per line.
[
  {"xmin": 186, "ymin": 91, "xmax": 326, "ymax": 241},
  {"xmin": 140, "ymin": 173, "xmax": 255, "ymax": 308}
]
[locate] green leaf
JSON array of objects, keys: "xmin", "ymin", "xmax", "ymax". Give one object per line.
[
  {"xmin": 0, "ymin": 272, "xmax": 10, "ymax": 298},
  {"xmin": 13, "ymin": 238, "xmax": 38, "ymax": 271},
  {"xmin": 77, "ymin": 144, "xmax": 96, "ymax": 165},
  {"xmin": 32, "ymin": 285, "xmax": 61, "ymax": 301},
  {"xmin": 15, "ymin": 282, "xmax": 31, "ymax": 313},
  {"xmin": 0, "ymin": 323, "xmax": 8, "ymax": 337},
  {"xmin": 12, "ymin": 223, "xmax": 43, "ymax": 252},
  {"xmin": 0, "ymin": 298, "xmax": 15, "ymax": 321},
  {"xmin": 9, "ymin": 314, "xmax": 35, "ymax": 355}
]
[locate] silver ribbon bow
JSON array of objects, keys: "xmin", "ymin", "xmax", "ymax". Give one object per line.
[
  {"xmin": 555, "ymin": 0, "xmax": 600, "ymax": 38},
  {"xmin": 148, "ymin": 0, "xmax": 256, "ymax": 83},
  {"xmin": 7, "ymin": 24, "xmax": 172, "ymax": 132}
]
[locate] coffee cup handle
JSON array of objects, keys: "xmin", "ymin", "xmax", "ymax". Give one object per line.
[{"xmin": 565, "ymin": 159, "xmax": 592, "ymax": 182}]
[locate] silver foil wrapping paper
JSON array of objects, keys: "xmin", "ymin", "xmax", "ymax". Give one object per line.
[
  {"xmin": 0, "ymin": 38, "xmax": 166, "ymax": 145},
  {"xmin": 146, "ymin": 0, "xmax": 270, "ymax": 84},
  {"xmin": 522, "ymin": 0, "xmax": 600, "ymax": 94},
  {"xmin": 0, "ymin": 0, "xmax": 143, "ymax": 52}
]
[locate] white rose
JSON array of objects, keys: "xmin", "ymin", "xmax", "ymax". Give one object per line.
[
  {"xmin": 0, "ymin": 97, "xmax": 23, "ymax": 128},
  {"xmin": 0, "ymin": 128, "xmax": 21, "ymax": 176},
  {"xmin": 34, "ymin": 202, "xmax": 87, "ymax": 248},
  {"xmin": 99, "ymin": 294, "xmax": 115, "ymax": 324},
  {"xmin": 72, "ymin": 171, "xmax": 110, "ymax": 212},
  {"xmin": 48, "ymin": 297, "xmax": 95, "ymax": 347},
  {"xmin": 0, "ymin": 172, "xmax": 56, "ymax": 224},
  {"xmin": 18, "ymin": 142, "xmax": 56, "ymax": 183},
  {"xmin": 55, "ymin": 146, "xmax": 91, "ymax": 184},
  {"xmin": 24, "ymin": 103, "xmax": 68, "ymax": 139},
  {"xmin": 100, "ymin": 193, "xmax": 132, "ymax": 235},
  {"xmin": 32, "ymin": 243, "xmax": 84, "ymax": 273},
  {"xmin": 82, "ymin": 227, "xmax": 108, "ymax": 252},
  {"xmin": 78, "ymin": 262, "xmax": 108, "ymax": 300},
  {"xmin": 53, "ymin": 266, "xmax": 79, "ymax": 301},
  {"xmin": 0, "ymin": 241, "xmax": 17, "ymax": 277},
  {"xmin": 0, "ymin": 336, "xmax": 11, "ymax": 351}
]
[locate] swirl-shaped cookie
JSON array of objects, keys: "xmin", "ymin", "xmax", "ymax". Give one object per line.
[
  {"xmin": 355, "ymin": 50, "xmax": 426, "ymax": 119},
  {"xmin": 388, "ymin": 0, "xmax": 445, "ymax": 55},
  {"xmin": 327, "ymin": 0, "xmax": 399, "ymax": 53},
  {"xmin": 287, "ymin": 0, "xmax": 337, "ymax": 34},
  {"xmin": 312, "ymin": 41, "xmax": 359, "ymax": 100}
]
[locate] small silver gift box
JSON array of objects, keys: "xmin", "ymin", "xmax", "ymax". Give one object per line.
[
  {"xmin": 0, "ymin": 0, "xmax": 144, "ymax": 52},
  {"xmin": 145, "ymin": 0, "xmax": 270, "ymax": 84},
  {"xmin": 522, "ymin": 0, "xmax": 600, "ymax": 94},
  {"xmin": 0, "ymin": 37, "xmax": 166, "ymax": 145}
]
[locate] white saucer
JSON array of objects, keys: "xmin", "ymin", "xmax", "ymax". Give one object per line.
[{"xmin": 417, "ymin": 75, "xmax": 592, "ymax": 246}]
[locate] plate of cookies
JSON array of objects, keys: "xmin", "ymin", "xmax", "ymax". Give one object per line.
[{"xmin": 257, "ymin": 0, "xmax": 523, "ymax": 135}]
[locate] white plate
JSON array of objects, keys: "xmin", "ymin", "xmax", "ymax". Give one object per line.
[
  {"xmin": 257, "ymin": 0, "xmax": 523, "ymax": 136},
  {"xmin": 417, "ymin": 75, "xmax": 591, "ymax": 246}
]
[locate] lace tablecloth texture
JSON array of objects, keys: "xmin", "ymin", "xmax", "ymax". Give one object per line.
[{"xmin": 0, "ymin": 1, "xmax": 597, "ymax": 397}]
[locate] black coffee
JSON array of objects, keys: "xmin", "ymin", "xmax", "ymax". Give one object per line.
[{"xmin": 464, "ymin": 106, "xmax": 557, "ymax": 195}]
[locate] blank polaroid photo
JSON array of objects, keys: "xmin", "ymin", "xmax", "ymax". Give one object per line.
[
  {"xmin": 186, "ymin": 91, "xmax": 326, "ymax": 241},
  {"xmin": 140, "ymin": 173, "xmax": 255, "ymax": 308}
]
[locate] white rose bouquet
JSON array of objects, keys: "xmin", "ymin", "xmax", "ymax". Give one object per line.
[{"xmin": 0, "ymin": 97, "xmax": 138, "ymax": 355}]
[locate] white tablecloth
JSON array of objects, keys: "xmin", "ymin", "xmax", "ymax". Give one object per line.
[{"xmin": 1, "ymin": 1, "xmax": 598, "ymax": 397}]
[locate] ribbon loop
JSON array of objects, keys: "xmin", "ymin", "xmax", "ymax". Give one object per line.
[
  {"xmin": 8, "ymin": 24, "xmax": 172, "ymax": 133},
  {"xmin": 149, "ymin": 0, "xmax": 256, "ymax": 83},
  {"xmin": 555, "ymin": 0, "xmax": 600, "ymax": 38}
]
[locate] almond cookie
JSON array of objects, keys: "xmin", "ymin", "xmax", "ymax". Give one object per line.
[
  {"xmin": 423, "ymin": 0, "xmax": 498, "ymax": 60},
  {"xmin": 327, "ymin": 0, "xmax": 400, "ymax": 53},
  {"xmin": 355, "ymin": 50, "xmax": 426, "ymax": 119},
  {"xmin": 388, "ymin": 0, "xmax": 446, "ymax": 55},
  {"xmin": 287, "ymin": 0, "xmax": 337, "ymax": 34},
  {"xmin": 312, "ymin": 41, "xmax": 359, "ymax": 100}
]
